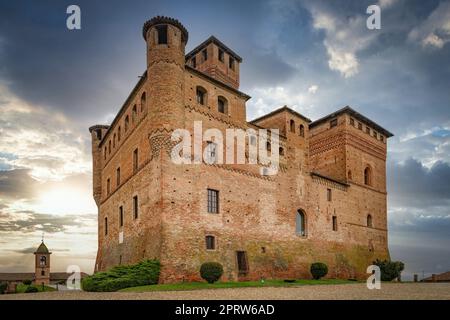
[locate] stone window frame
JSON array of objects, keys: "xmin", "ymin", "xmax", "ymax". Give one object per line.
[
  {"xmin": 364, "ymin": 165, "xmax": 372, "ymax": 186},
  {"xmin": 207, "ymin": 188, "xmax": 219, "ymax": 214},
  {"xmin": 367, "ymin": 214, "xmax": 373, "ymax": 228},
  {"xmin": 133, "ymin": 194, "xmax": 139, "ymax": 220},
  {"xmin": 116, "ymin": 167, "xmax": 121, "ymax": 187},
  {"xmin": 327, "ymin": 188, "xmax": 332, "ymax": 201},
  {"xmin": 196, "ymin": 86, "xmax": 207, "ymax": 105},
  {"xmin": 205, "ymin": 234, "xmax": 217, "ymax": 251},
  {"xmin": 332, "ymin": 215, "xmax": 338, "ymax": 231},
  {"xmin": 217, "ymin": 96, "xmax": 228, "ymax": 114},
  {"xmin": 296, "ymin": 209, "xmax": 307, "ymax": 237},
  {"xmin": 299, "ymin": 124, "xmax": 305, "ymax": 137},
  {"xmin": 119, "ymin": 205, "xmax": 124, "ymax": 228},
  {"xmin": 289, "ymin": 119, "xmax": 295, "ymax": 133}
]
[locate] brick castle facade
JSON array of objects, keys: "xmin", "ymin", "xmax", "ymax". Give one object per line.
[{"xmin": 89, "ymin": 16, "xmax": 393, "ymax": 283}]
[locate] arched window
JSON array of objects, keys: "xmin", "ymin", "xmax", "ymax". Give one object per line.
[
  {"xmin": 141, "ymin": 92, "xmax": 146, "ymax": 112},
  {"xmin": 132, "ymin": 105, "xmax": 137, "ymax": 123},
  {"xmin": 266, "ymin": 141, "xmax": 271, "ymax": 152},
  {"xmin": 364, "ymin": 166, "xmax": 372, "ymax": 186},
  {"xmin": 104, "ymin": 147, "xmax": 107, "ymax": 160},
  {"xmin": 113, "ymin": 133, "xmax": 116, "ymax": 148},
  {"xmin": 196, "ymin": 86, "xmax": 207, "ymax": 105},
  {"xmin": 348, "ymin": 170, "xmax": 352, "ymax": 180},
  {"xmin": 296, "ymin": 210, "xmax": 306, "ymax": 236},
  {"xmin": 118, "ymin": 126, "xmax": 121, "ymax": 141},
  {"xmin": 367, "ymin": 214, "xmax": 373, "ymax": 227},
  {"xmin": 108, "ymin": 140, "xmax": 111, "ymax": 154},
  {"xmin": 125, "ymin": 115, "xmax": 130, "ymax": 132},
  {"xmin": 279, "ymin": 147, "xmax": 284, "ymax": 156},
  {"xmin": 218, "ymin": 96, "xmax": 228, "ymax": 114},
  {"xmin": 299, "ymin": 124, "xmax": 305, "ymax": 137},
  {"xmin": 290, "ymin": 119, "xmax": 295, "ymax": 133},
  {"xmin": 40, "ymin": 256, "xmax": 46, "ymax": 267}
]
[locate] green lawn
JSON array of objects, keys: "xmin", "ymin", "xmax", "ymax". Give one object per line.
[
  {"xmin": 16, "ymin": 283, "xmax": 56, "ymax": 293},
  {"xmin": 119, "ymin": 279, "xmax": 356, "ymax": 292}
]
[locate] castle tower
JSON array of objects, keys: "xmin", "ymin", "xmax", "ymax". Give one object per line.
[
  {"xmin": 142, "ymin": 16, "xmax": 188, "ymax": 133},
  {"xmin": 34, "ymin": 241, "xmax": 51, "ymax": 285}
]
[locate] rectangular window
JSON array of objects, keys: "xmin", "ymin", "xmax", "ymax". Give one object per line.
[
  {"xmin": 191, "ymin": 57, "xmax": 196, "ymax": 68},
  {"xmin": 119, "ymin": 206, "xmax": 124, "ymax": 228},
  {"xmin": 156, "ymin": 25, "xmax": 168, "ymax": 44},
  {"xmin": 350, "ymin": 118, "xmax": 354, "ymax": 126},
  {"xmin": 218, "ymin": 48, "xmax": 224, "ymax": 62},
  {"xmin": 366, "ymin": 127, "xmax": 370, "ymax": 134},
  {"xmin": 116, "ymin": 167, "xmax": 121, "ymax": 186},
  {"xmin": 133, "ymin": 195, "xmax": 138, "ymax": 219},
  {"xmin": 207, "ymin": 189, "xmax": 219, "ymax": 213},
  {"xmin": 330, "ymin": 119, "xmax": 338, "ymax": 128},
  {"xmin": 229, "ymin": 57, "xmax": 235, "ymax": 70},
  {"xmin": 332, "ymin": 216, "xmax": 337, "ymax": 231},
  {"xmin": 107, "ymin": 178, "xmax": 111, "ymax": 195},
  {"xmin": 358, "ymin": 122, "xmax": 362, "ymax": 130},
  {"xmin": 104, "ymin": 217, "xmax": 108, "ymax": 235},
  {"xmin": 236, "ymin": 251, "xmax": 248, "ymax": 274},
  {"xmin": 380, "ymin": 135, "xmax": 384, "ymax": 142},
  {"xmin": 205, "ymin": 235, "xmax": 215, "ymax": 250},
  {"xmin": 373, "ymin": 131, "xmax": 378, "ymax": 138},
  {"xmin": 202, "ymin": 49, "xmax": 207, "ymax": 61},
  {"xmin": 327, "ymin": 188, "xmax": 332, "ymax": 201},
  {"xmin": 133, "ymin": 148, "xmax": 139, "ymax": 173}
]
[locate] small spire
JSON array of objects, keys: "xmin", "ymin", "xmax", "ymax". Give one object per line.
[{"xmin": 41, "ymin": 232, "xmax": 44, "ymax": 243}]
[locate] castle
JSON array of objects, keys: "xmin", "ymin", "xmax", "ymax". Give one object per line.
[{"xmin": 89, "ymin": 16, "xmax": 393, "ymax": 283}]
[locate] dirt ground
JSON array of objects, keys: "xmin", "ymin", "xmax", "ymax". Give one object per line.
[{"xmin": 1, "ymin": 282, "xmax": 449, "ymax": 300}]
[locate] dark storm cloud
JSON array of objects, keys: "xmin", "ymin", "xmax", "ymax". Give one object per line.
[
  {"xmin": 0, "ymin": 209, "xmax": 95, "ymax": 233},
  {"xmin": 388, "ymin": 158, "xmax": 450, "ymax": 208},
  {"xmin": 11, "ymin": 247, "xmax": 69, "ymax": 254},
  {"xmin": 0, "ymin": 169, "xmax": 37, "ymax": 200}
]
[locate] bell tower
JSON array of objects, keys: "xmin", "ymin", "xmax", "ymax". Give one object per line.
[{"xmin": 34, "ymin": 240, "xmax": 51, "ymax": 285}]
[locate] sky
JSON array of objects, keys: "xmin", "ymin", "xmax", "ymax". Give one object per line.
[{"xmin": 0, "ymin": 0, "xmax": 449, "ymax": 280}]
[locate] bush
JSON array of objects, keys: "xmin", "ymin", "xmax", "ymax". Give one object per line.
[
  {"xmin": 373, "ymin": 259, "xmax": 404, "ymax": 281},
  {"xmin": 200, "ymin": 262, "xmax": 223, "ymax": 284},
  {"xmin": 23, "ymin": 279, "xmax": 32, "ymax": 285},
  {"xmin": 0, "ymin": 282, "xmax": 7, "ymax": 294},
  {"xmin": 25, "ymin": 286, "xmax": 39, "ymax": 293},
  {"xmin": 310, "ymin": 262, "xmax": 328, "ymax": 280},
  {"xmin": 82, "ymin": 259, "xmax": 160, "ymax": 292}
]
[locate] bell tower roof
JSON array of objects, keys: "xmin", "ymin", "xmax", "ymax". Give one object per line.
[{"xmin": 34, "ymin": 241, "xmax": 50, "ymax": 254}]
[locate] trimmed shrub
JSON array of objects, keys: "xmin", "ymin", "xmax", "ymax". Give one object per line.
[
  {"xmin": 373, "ymin": 259, "xmax": 404, "ymax": 281},
  {"xmin": 310, "ymin": 262, "xmax": 328, "ymax": 280},
  {"xmin": 82, "ymin": 259, "xmax": 160, "ymax": 292},
  {"xmin": 25, "ymin": 286, "xmax": 39, "ymax": 293},
  {"xmin": 23, "ymin": 279, "xmax": 32, "ymax": 285},
  {"xmin": 200, "ymin": 262, "xmax": 223, "ymax": 284},
  {"xmin": 0, "ymin": 282, "xmax": 7, "ymax": 294}
]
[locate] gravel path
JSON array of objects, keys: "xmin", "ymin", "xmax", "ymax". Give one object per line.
[{"xmin": 1, "ymin": 283, "xmax": 449, "ymax": 300}]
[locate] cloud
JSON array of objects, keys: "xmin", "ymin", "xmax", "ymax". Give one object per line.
[
  {"xmin": 308, "ymin": 85, "xmax": 319, "ymax": 94},
  {"xmin": 0, "ymin": 210, "xmax": 95, "ymax": 234},
  {"xmin": 388, "ymin": 158, "xmax": 450, "ymax": 208},
  {"xmin": 0, "ymin": 169, "xmax": 38, "ymax": 200},
  {"xmin": 305, "ymin": 3, "xmax": 377, "ymax": 78},
  {"xmin": 0, "ymin": 85, "xmax": 91, "ymax": 182},
  {"xmin": 408, "ymin": 1, "xmax": 450, "ymax": 49}
]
